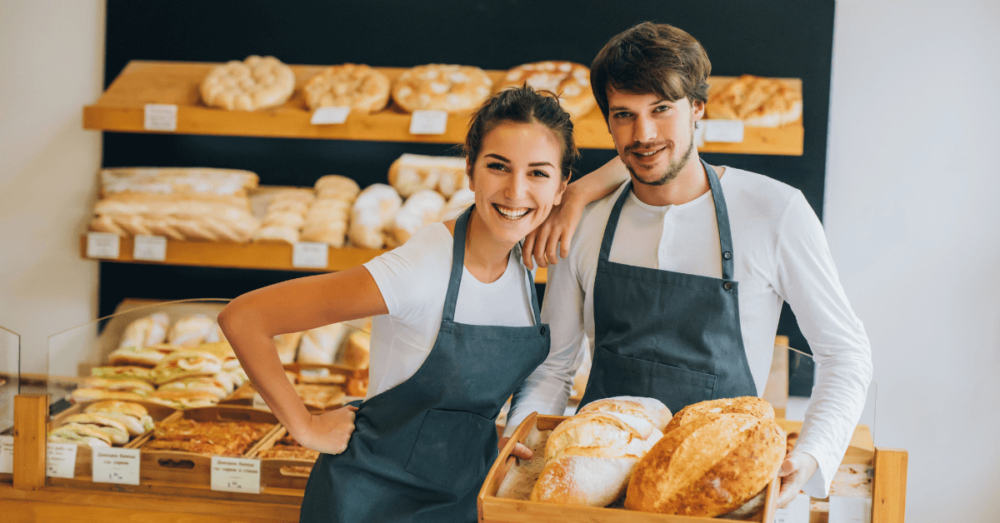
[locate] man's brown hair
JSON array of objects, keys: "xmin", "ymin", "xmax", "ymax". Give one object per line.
[{"xmin": 591, "ymin": 22, "xmax": 712, "ymax": 120}]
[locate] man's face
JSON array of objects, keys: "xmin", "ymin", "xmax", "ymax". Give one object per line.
[{"xmin": 606, "ymin": 88, "xmax": 704, "ymax": 186}]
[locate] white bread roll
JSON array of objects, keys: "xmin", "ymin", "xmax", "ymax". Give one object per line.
[
  {"xmin": 578, "ymin": 396, "xmax": 671, "ymax": 434},
  {"xmin": 315, "ymin": 175, "xmax": 361, "ymax": 202},
  {"xmin": 385, "ymin": 189, "xmax": 445, "ymax": 248},
  {"xmin": 348, "ymin": 184, "xmax": 402, "ymax": 249},
  {"xmin": 298, "ymin": 323, "xmax": 350, "ymax": 364},
  {"xmin": 388, "ymin": 154, "xmax": 466, "ymax": 198},
  {"xmin": 118, "ymin": 313, "xmax": 169, "ymax": 349},
  {"xmin": 439, "ymin": 188, "xmax": 475, "ymax": 221},
  {"xmin": 167, "ymin": 314, "xmax": 217, "ymax": 347}
]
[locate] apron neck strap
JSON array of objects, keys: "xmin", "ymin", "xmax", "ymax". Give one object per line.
[
  {"xmin": 597, "ymin": 159, "xmax": 735, "ymax": 281},
  {"xmin": 444, "ymin": 205, "xmax": 544, "ymax": 325}
]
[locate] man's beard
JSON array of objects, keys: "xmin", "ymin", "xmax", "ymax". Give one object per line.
[{"xmin": 624, "ymin": 131, "xmax": 695, "ymax": 187}]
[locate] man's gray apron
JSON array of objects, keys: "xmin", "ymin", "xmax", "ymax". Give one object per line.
[
  {"xmin": 300, "ymin": 206, "xmax": 550, "ymax": 523},
  {"xmin": 579, "ymin": 160, "xmax": 757, "ymax": 415}
]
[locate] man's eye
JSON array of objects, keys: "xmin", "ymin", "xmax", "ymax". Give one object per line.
[
  {"xmin": 613, "ymin": 111, "xmax": 632, "ymax": 119},
  {"xmin": 654, "ymin": 105, "xmax": 670, "ymax": 113}
]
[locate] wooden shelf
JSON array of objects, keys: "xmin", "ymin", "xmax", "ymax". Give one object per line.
[
  {"xmin": 84, "ymin": 61, "xmax": 803, "ymax": 156},
  {"xmin": 80, "ymin": 235, "xmax": 548, "ymax": 283}
]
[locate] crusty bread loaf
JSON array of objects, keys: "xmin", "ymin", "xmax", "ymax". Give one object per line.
[
  {"xmin": 391, "ymin": 64, "xmax": 493, "ymax": 114},
  {"xmin": 303, "ymin": 64, "xmax": 390, "ymax": 112},
  {"xmin": 385, "ymin": 189, "xmax": 445, "ymax": 248},
  {"xmin": 298, "ymin": 323, "xmax": 350, "ymax": 365},
  {"xmin": 624, "ymin": 413, "xmax": 785, "ymax": 517},
  {"xmin": 348, "ymin": 184, "xmax": 402, "ymax": 249},
  {"xmin": 200, "ymin": 55, "xmax": 295, "ymax": 111},
  {"xmin": 578, "ymin": 396, "xmax": 672, "ymax": 434},
  {"xmin": 439, "ymin": 188, "xmax": 475, "ymax": 221},
  {"xmin": 339, "ymin": 331, "xmax": 370, "ymax": 370},
  {"xmin": 388, "ymin": 154, "xmax": 467, "ymax": 198},
  {"xmin": 663, "ymin": 396, "xmax": 774, "ymax": 434}
]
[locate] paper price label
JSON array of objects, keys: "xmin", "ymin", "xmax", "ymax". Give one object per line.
[
  {"xmin": 0, "ymin": 435, "xmax": 14, "ymax": 474},
  {"xmin": 293, "ymin": 242, "xmax": 329, "ymax": 269},
  {"xmin": 87, "ymin": 232, "xmax": 121, "ymax": 259},
  {"xmin": 774, "ymin": 493, "xmax": 810, "ymax": 523},
  {"xmin": 92, "ymin": 447, "xmax": 140, "ymax": 485},
  {"xmin": 211, "ymin": 456, "xmax": 261, "ymax": 494},
  {"xmin": 133, "ymin": 234, "xmax": 167, "ymax": 261},
  {"xmin": 703, "ymin": 119, "xmax": 745, "ymax": 143},
  {"xmin": 829, "ymin": 496, "xmax": 872, "ymax": 523},
  {"xmin": 46, "ymin": 443, "xmax": 78, "ymax": 478},
  {"xmin": 144, "ymin": 104, "xmax": 178, "ymax": 132},
  {"xmin": 409, "ymin": 110, "xmax": 448, "ymax": 135},
  {"xmin": 311, "ymin": 106, "xmax": 351, "ymax": 125}
]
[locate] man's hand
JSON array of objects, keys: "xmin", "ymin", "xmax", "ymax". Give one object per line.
[
  {"xmin": 498, "ymin": 436, "xmax": 533, "ymax": 460},
  {"xmin": 297, "ymin": 405, "xmax": 358, "ymax": 455},
  {"xmin": 777, "ymin": 451, "xmax": 818, "ymax": 508},
  {"xmin": 522, "ymin": 187, "xmax": 587, "ymax": 270}
]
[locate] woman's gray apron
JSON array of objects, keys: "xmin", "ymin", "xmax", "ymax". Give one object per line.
[
  {"xmin": 578, "ymin": 160, "xmax": 757, "ymax": 415},
  {"xmin": 300, "ymin": 206, "xmax": 550, "ymax": 523}
]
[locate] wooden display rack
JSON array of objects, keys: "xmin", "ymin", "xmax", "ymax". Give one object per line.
[
  {"xmin": 83, "ymin": 61, "xmax": 804, "ymax": 156},
  {"xmin": 78, "ymin": 234, "xmax": 549, "ymax": 283}
]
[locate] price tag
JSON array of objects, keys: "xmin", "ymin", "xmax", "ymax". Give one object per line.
[
  {"xmin": 703, "ymin": 119, "xmax": 745, "ymax": 143},
  {"xmin": 144, "ymin": 104, "xmax": 178, "ymax": 132},
  {"xmin": 86, "ymin": 232, "xmax": 121, "ymax": 259},
  {"xmin": 292, "ymin": 242, "xmax": 329, "ymax": 269},
  {"xmin": 774, "ymin": 493, "xmax": 811, "ymax": 523},
  {"xmin": 211, "ymin": 456, "xmax": 261, "ymax": 494},
  {"xmin": 311, "ymin": 106, "xmax": 351, "ymax": 125},
  {"xmin": 252, "ymin": 392, "xmax": 271, "ymax": 412},
  {"xmin": 0, "ymin": 435, "xmax": 14, "ymax": 474},
  {"xmin": 133, "ymin": 234, "xmax": 167, "ymax": 261},
  {"xmin": 45, "ymin": 443, "xmax": 78, "ymax": 478},
  {"xmin": 92, "ymin": 447, "xmax": 140, "ymax": 485},
  {"xmin": 829, "ymin": 496, "xmax": 873, "ymax": 523},
  {"xmin": 409, "ymin": 110, "xmax": 448, "ymax": 135}
]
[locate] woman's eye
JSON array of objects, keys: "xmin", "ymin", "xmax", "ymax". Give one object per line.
[
  {"xmin": 487, "ymin": 162, "xmax": 508, "ymax": 171},
  {"xmin": 531, "ymin": 170, "xmax": 550, "ymax": 178}
]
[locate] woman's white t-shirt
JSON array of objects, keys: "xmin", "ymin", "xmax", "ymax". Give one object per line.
[{"xmin": 361, "ymin": 222, "xmax": 537, "ymax": 400}]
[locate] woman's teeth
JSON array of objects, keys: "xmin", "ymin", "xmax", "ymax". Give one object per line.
[{"xmin": 494, "ymin": 204, "xmax": 531, "ymax": 220}]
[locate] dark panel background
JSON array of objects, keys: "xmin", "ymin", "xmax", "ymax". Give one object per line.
[{"xmin": 101, "ymin": 0, "xmax": 834, "ymax": 394}]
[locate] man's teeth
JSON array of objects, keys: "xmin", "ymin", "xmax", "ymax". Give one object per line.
[
  {"xmin": 635, "ymin": 149, "xmax": 660, "ymax": 157},
  {"xmin": 495, "ymin": 205, "xmax": 531, "ymax": 220}
]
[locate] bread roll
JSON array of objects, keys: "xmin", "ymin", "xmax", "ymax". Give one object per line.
[
  {"xmin": 385, "ymin": 189, "xmax": 445, "ymax": 248},
  {"xmin": 48, "ymin": 424, "xmax": 113, "ymax": 447},
  {"xmin": 340, "ymin": 331, "xmax": 370, "ymax": 369},
  {"xmin": 70, "ymin": 389, "xmax": 147, "ymax": 403},
  {"xmin": 297, "ymin": 323, "xmax": 350, "ymax": 364},
  {"xmin": 315, "ymin": 175, "xmax": 361, "ymax": 202},
  {"xmin": 348, "ymin": 184, "xmax": 402, "ymax": 249},
  {"xmin": 439, "ymin": 188, "xmax": 475, "ymax": 221},
  {"xmin": 80, "ymin": 378, "xmax": 155, "ymax": 394},
  {"xmin": 118, "ymin": 313, "xmax": 169, "ymax": 349},
  {"xmin": 62, "ymin": 415, "xmax": 131, "ymax": 445},
  {"xmin": 167, "ymin": 314, "xmax": 217, "ymax": 347},
  {"xmin": 663, "ymin": 396, "xmax": 774, "ymax": 434},
  {"xmin": 275, "ymin": 332, "xmax": 304, "ymax": 364},
  {"xmin": 624, "ymin": 413, "xmax": 785, "ymax": 517},
  {"xmin": 388, "ymin": 154, "xmax": 466, "ymax": 198}
]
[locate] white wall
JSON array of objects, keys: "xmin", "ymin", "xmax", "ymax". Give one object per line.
[
  {"xmin": 826, "ymin": 1, "xmax": 1000, "ymax": 521},
  {"xmin": 0, "ymin": 0, "xmax": 105, "ymax": 375}
]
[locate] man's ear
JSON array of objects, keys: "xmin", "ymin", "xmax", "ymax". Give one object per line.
[
  {"xmin": 466, "ymin": 157, "xmax": 475, "ymax": 191},
  {"xmin": 691, "ymin": 99, "xmax": 706, "ymax": 122}
]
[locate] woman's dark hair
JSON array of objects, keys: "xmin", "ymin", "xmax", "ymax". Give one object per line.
[
  {"xmin": 591, "ymin": 22, "xmax": 712, "ymax": 120},
  {"xmin": 464, "ymin": 86, "xmax": 578, "ymax": 181}
]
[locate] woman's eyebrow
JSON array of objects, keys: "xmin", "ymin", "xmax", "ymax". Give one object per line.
[
  {"xmin": 528, "ymin": 161, "xmax": 555, "ymax": 168},
  {"xmin": 484, "ymin": 153, "xmax": 510, "ymax": 162}
]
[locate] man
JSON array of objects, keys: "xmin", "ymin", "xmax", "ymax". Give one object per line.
[{"xmin": 504, "ymin": 22, "xmax": 873, "ymax": 505}]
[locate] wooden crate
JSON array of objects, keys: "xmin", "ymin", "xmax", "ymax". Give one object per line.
[
  {"xmin": 478, "ymin": 413, "xmax": 779, "ymax": 523},
  {"xmin": 132, "ymin": 406, "xmax": 281, "ymax": 485},
  {"xmin": 246, "ymin": 427, "xmax": 316, "ymax": 490},
  {"xmin": 46, "ymin": 399, "xmax": 177, "ymax": 480}
]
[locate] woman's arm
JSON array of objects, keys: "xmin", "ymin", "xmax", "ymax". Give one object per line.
[
  {"xmin": 522, "ymin": 156, "xmax": 629, "ymax": 269},
  {"xmin": 217, "ymin": 266, "xmax": 388, "ymax": 454}
]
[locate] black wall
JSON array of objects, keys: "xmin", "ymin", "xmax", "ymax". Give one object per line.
[{"xmin": 101, "ymin": 0, "xmax": 835, "ymax": 394}]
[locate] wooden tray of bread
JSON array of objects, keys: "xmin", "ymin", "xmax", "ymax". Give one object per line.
[
  {"xmin": 479, "ymin": 405, "xmax": 781, "ymax": 523},
  {"xmin": 46, "ymin": 399, "xmax": 177, "ymax": 479},
  {"xmin": 246, "ymin": 426, "xmax": 319, "ymax": 490},
  {"xmin": 129, "ymin": 405, "xmax": 280, "ymax": 485}
]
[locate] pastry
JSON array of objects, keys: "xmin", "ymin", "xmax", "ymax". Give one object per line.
[
  {"xmin": 385, "ymin": 189, "xmax": 445, "ymax": 248},
  {"xmin": 705, "ymin": 75, "xmax": 802, "ymax": 127},
  {"xmin": 388, "ymin": 154, "xmax": 467, "ymax": 198},
  {"xmin": 348, "ymin": 184, "xmax": 402, "ymax": 249},
  {"xmin": 392, "ymin": 64, "xmax": 493, "ymax": 114},
  {"xmin": 117, "ymin": 313, "xmax": 169, "ymax": 349},
  {"xmin": 303, "ymin": 63, "xmax": 391, "ymax": 113},
  {"xmin": 496, "ymin": 61, "xmax": 596, "ymax": 119},
  {"xmin": 200, "ymin": 55, "xmax": 295, "ymax": 111}
]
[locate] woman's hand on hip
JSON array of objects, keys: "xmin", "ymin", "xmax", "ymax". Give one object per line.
[{"xmin": 298, "ymin": 405, "xmax": 358, "ymax": 455}]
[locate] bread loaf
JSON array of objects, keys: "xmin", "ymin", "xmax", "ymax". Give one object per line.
[
  {"xmin": 624, "ymin": 413, "xmax": 785, "ymax": 517},
  {"xmin": 298, "ymin": 323, "xmax": 350, "ymax": 364},
  {"xmin": 339, "ymin": 331, "xmax": 370, "ymax": 369},
  {"xmin": 385, "ymin": 189, "xmax": 445, "ymax": 248},
  {"xmin": 663, "ymin": 396, "xmax": 774, "ymax": 434},
  {"xmin": 315, "ymin": 175, "xmax": 361, "ymax": 202},
  {"xmin": 274, "ymin": 332, "xmax": 304, "ymax": 364},
  {"xmin": 118, "ymin": 313, "xmax": 169, "ymax": 349},
  {"xmin": 578, "ymin": 396, "xmax": 672, "ymax": 435},
  {"xmin": 348, "ymin": 184, "xmax": 402, "ymax": 249},
  {"xmin": 388, "ymin": 154, "xmax": 467, "ymax": 198},
  {"xmin": 200, "ymin": 55, "xmax": 295, "ymax": 111},
  {"xmin": 439, "ymin": 188, "xmax": 475, "ymax": 221},
  {"xmin": 301, "ymin": 181, "xmax": 355, "ymax": 247}
]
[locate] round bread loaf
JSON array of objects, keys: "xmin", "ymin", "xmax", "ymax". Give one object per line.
[
  {"xmin": 664, "ymin": 396, "xmax": 774, "ymax": 433},
  {"xmin": 392, "ymin": 64, "xmax": 493, "ymax": 113},
  {"xmin": 200, "ymin": 55, "xmax": 295, "ymax": 111},
  {"xmin": 496, "ymin": 61, "xmax": 596, "ymax": 119},
  {"xmin": 303, "ymin": 63, "xmax": 390, "ymax": 112},
  {"xmin": 625, "ymin": 413, "xmax": 785, "ymax": 517}
]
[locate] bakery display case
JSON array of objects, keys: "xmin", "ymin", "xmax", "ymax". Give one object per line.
[
  {"xmin": 479, "ymin": 343, "xmax": 900, "ymax": 523},
  {"xmin": 0, "ymin": 326, "xmax": 20, "ymax": 483}
]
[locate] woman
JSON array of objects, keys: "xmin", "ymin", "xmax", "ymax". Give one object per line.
[{"xmin": 217, "ymin": 86, "xmax": 576, "ymax": 522}]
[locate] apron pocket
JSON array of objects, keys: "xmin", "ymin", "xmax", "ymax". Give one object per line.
[
  {"xmin": 405, "ymin": 408, "xmax": 492, "ymax": 493},
  {"xmin": 592, "ymin": 345, "xmax": 717, "ymax": 414}
]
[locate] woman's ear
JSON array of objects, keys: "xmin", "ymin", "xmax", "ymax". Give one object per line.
[
  {"xmin": 552, "ymin": 176, "xmax": 569, "ymax": 206},
  {"xmin": 466, "ymin": 157, "xmax": 475, "ymax": 191}
]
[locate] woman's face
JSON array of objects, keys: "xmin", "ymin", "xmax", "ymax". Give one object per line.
[{"xmin": 468, "ymin": 121, "xmax": 568, "ymax": 246}]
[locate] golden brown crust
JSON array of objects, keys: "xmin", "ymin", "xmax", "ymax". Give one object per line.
[
  {"xmin": 303, "ymin": 64, "xmax": 391, "ymax": 112},
  {"xmin": 705, "ymin": 75, "xmax": 802, "ymax": 127},
  {"xmin": 663, "ymin": 396, "xmax": 774, "ymax": 433},
  {"xmin": 146, "ymin": 418, "xmax": 272, "ymax": 456},
  {"xmin": 625, "ymin": 413, "xmax": 785, "ymax": 517},
  {"xmin": 578, "ymin": 397, "xmax": 671, "ymax": 433},
  {"xmin": 391, "ymin": 64, "xmax": 493, "ymax": 113},
  {"xmin": 200, "ymin": 55, "xmax": 295, "ymax": 111},
  {"xmin": 294, "ymin": 384, "xmax": 346, "ymax": 409},
  {"xmin": 496, "ymin": 61, "xmax": 596, "ymax": 119}
]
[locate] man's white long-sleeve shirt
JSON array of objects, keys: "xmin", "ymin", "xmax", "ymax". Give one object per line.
[{"xmin": 507, "ymin": 166, "xmax": 873, "ymax": 498}]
